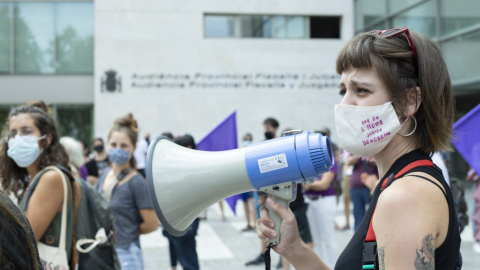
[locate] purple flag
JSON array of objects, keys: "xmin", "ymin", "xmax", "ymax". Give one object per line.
[
  {"xmin": 452, "ymin": 104, "xmax": 480, "ymax": 173},
  {"xmin": 196, "ymin": 111, "xmax": 242, "ymax": 215},
  {"xmin": 197, "ymin": 111, "xmax": 238, "ymax": 151}
]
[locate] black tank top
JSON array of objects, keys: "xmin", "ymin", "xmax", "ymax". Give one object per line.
[{"xmin": 335, "ymin": 150, "xmax": 461, "ymax": 269}]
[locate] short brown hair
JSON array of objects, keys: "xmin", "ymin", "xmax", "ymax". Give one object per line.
[{"xmin": 336, "ymin": 30, "xmax": 454, "ymax": 154}]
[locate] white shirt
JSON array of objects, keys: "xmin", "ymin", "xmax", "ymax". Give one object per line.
[
  {"xmin": 134, "ymin": 139, "xmax": 149, "ymax": 169},
  {"xmin": 431, "ymin": 152, "xmax": 450, "ymax": 186}
]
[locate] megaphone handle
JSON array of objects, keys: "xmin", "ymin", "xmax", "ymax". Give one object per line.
[
  {"xmin": 264, "ymin": 195, "xmax": 290, "ymax": 245},
  {"xmin": 259, "ymin": 181, "xmax": 296, "ymax": 246}
]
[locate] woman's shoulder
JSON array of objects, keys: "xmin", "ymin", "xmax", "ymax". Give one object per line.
[
  {"xmin": 129, "ymin": 172, "xmax": 146, "ymax": 185},
  {"xmin": 378, "ymin": 174, "xmax": 446, "ymax": 209},
  {"xmin": 37, "ymin": 169, "xmax": 66, "ymax": 189},
  {"xmin": 374, "ymin": 173, "xmax": 448, "ymax": 238}
]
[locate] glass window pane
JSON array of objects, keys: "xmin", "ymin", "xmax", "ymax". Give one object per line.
[
  {"xmin": 442, "ymin": 30, "xmax": 480, "ymax": 85},
  {"xmin": 56, "ymin": 104, "xmax": 93, "ymax": 145},
  {"xmin": 440, "ymin": 0, "xmax": 480, "ymax": 37},
  {"xmin": 240, "ymin": 15, "xmax": 271, "ymax": 38},
  {"xmin": 274, "ymin": 16, "xmax": 287, "ymax": 38},
  {"xmin": 274, "ymin": 16, "xmax": 306, "ymax": 39},
  {"xmin": 14, "ymin": 3, "xmax": 55, "ymax": 73},
  {"xmin": 0, "ymin": 3, "xmax": 11, "ymax": 73},
  {"xmin": 389, "ymin": 0, "xmax": 424, "ymax": 14},
  {"xmin": 355, "ymin": 0, "xmax": 387, "ymax": 32},
  {"xmin": 310, "ymin": 17, "xmax": 341, "ymax": 39},
  {"xmin": 56, "ymin": 3, "xmax": 94, "ymax": 74},
  {"xmin": 391, "ymin": 0, "xmax": 436, "ymax": 38},
  {"xmin": 287, "ymin": 16, "xmax": 306, "ymax": 38},
  {"xmin": 205, "ymin": 15, "xmax": 235, "ymax": 37}
]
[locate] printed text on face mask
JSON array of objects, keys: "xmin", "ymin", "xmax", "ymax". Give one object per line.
[{"xmin": 360, "ymin": 115, "xmax": 392, "ymax": 146}]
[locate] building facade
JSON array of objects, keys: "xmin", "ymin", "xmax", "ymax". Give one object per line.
[
  {"xmin": 0, "ymin": 0, "xmax": 478, "ymax": 177},
  {"xmin": 94, "ymin": 0, "xmax": 352, "ymax": 143}
]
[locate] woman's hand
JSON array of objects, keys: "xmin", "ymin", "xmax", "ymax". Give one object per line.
[
  {"xmin": 256, "ymin": 195, "xmax": 330, "ymax": 269},
  {"xmin": 256, "ymin": 195, "xmax": 302, "ymax": 255}
]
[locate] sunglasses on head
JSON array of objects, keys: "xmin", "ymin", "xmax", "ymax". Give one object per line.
[{"xmin": 369, "ymin": 27, "xmax": 418, "ymax": 63}]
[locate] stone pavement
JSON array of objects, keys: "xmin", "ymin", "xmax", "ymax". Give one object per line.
[{"xmin": 141, "ymin": 186, "xmax": 480, "ymax": 269}]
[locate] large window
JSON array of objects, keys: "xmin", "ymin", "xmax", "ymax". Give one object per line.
[
  {"xmin": 273, "ymin": 16, "xmax": 306, "ymax": 39},
  {"xmin": 14, "ymin": 3, "xmax": 55, "ymax": 73},
  {"xmin": 442, "ymin": 30, "xmax": 480, "ymax": 84},
  {"xmin": 354, "ymin": 0, "xmax": 386, "ymax": 31},
  {"xmin": 310, "ymin": 17, "xmax": 341, "ymax": 38},
  {"xmin": 204, "ymin": 14, "xmax": 340, "ymax": 39},
  {"xmin": 56, "ymin": 3, "xmax": 94, "ymax": 74},
  {"xmin": 1, "ymin": 2, "xmax": 93, "ymax": 74},
  {"xmin": 240, "ymin": 15, "xmax": 271, "ymax": 38},
  {"xmin": 389, "ymin": 0, "xmax": 424, "ymax": 14},
  {"xmin": 440, "ymin": 0, "xmax": 480, "ymax": 37},
  {"xmin": 0, "ymin": 3, "xmax": 11, "ymax": 73},
  {"xmin": 391, "ymin": 0, "xmax": 436, "ymax": 37},
  {"xmin": 204, "ymin": 15, "xmax": 235, "ymax": 38}
]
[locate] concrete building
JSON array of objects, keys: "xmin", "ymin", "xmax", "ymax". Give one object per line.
[{"xmin": 1, "ymin": 0, "xmax": 478, "ymax": 176}]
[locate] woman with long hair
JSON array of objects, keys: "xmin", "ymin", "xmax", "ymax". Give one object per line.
[
  {"xmin": 0, "ymin": 101, "xmax": 79, "ymax": 269},
  {"xmin": 94, "ymin": 113, "xmax": 158, "ymax": 270}
]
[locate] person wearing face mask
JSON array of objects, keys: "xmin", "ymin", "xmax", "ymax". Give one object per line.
[
  {"xmin": 256, "ymin": 28, "xmax": 461, "ymax": 269},
  {"xmin": 85, "ymin": 138, "xmax": 110, "ymax": 185},
  {"xmin": 0, "ymin": 101, "xmax": 80, "ymax": 269},
  {"xmin": 94, "ymin": 113, "xmax": 159, "ymax": 270}
]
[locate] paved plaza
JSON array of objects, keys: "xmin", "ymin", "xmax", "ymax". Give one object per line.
[{"xmin": 141, "ymin": 186, "xmax": 480, "ymax": 269}]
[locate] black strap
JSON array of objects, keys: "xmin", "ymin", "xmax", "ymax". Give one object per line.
[
  {"xmin": 264, "ymin": 243, "xmax": 273, "ymax": 270},
  {"xmin": 117, "ymin": 168, "xmax": 133, "ymax": 181},
  {"xmin": 408, "ymin": 174, "xmax": 448, "ymax": 199},
  {"xmin": 89, "ymin": 249, "xmax": 115, "ymax": 270}
]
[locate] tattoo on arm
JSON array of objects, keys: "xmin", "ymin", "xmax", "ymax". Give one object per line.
[
  {"xmin": 414, "ymin": 234, "xmax": 435, "ymax": 270},
  {"xmin": 378, "ymin": 247, "xmax": 386, "ymax": 270}
]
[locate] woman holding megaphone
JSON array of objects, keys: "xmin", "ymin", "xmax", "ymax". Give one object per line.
[{"xmin": 256, "ymin": 28, "xmax": 462, "ymax": 269}]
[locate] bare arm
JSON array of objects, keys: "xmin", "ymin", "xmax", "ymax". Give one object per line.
[
  {"xmin": 139, "ymin": 209, "xmax": 159, "ymax": 234},
  {"xmin": 345, "ymin": 156, "xmax": 359, "ymax": 167},
  {"xmin": 87, "ymin": 175, "xmax": 98, "ymax": 185},
  {"xmin": 303, "ymin": 171, "xmax": 335, "ymax": 191},
  {"xmin": 373, "ymin": 174, "xmax": 448, "ymax": 269},
  {"xmin": 256, "ymin": 196, "xmax": 330, "ymax": 270},
  {"xmin": 25, "ymin": 170, "xmax": 66, "ymax": 241}
]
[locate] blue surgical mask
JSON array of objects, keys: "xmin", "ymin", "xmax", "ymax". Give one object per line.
[
  {"xmin": 7, "ymin": 135, "xmax": 46, "ymax": 168},
  {"xmin": 242, "ymin": 140, "xmax": 252, "ymax": 147},
  {"xmin": 108, "ymin": 148, "xmax": 131, "ymax": 166}
]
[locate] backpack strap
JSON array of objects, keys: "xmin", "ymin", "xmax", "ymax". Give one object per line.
[{"xmin": 362, "ymin": 159, "xmax": 434, "ymax": 269}]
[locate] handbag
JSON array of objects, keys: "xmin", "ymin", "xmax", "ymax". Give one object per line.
[{"xmin": 37, "ymin": 166, "xmax": 70, "ymax": 270}]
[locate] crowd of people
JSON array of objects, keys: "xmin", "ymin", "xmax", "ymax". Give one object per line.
[{"xmin": 0, "ymin": 27, "xmax": 478, "ymax": 270}]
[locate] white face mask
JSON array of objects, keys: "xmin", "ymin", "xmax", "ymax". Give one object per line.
[
  {"xmin": 335, "ymin": 101, "xmax": 406, "ymax": 157},
  {"xmin": 7, "ymin": 135, "xmax": 46, "ymax": 168}
]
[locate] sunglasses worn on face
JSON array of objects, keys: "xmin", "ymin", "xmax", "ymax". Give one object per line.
[{"xmin": 369, "ymin": 27, "xmax": 418, "ymax": 63}]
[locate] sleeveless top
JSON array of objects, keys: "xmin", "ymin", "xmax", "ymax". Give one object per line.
[
  {"xmin": 19, "ymin": 168, "xmax": 74, "ymax": 262},
  {"xmin": 335, "ymin": 150, "xmax": 461, "ymax": 269}
]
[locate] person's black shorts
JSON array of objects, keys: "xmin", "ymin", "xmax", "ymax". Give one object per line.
[{"xmin": 292, "ymin": 202, "xmax": 312, "ymax": 244}]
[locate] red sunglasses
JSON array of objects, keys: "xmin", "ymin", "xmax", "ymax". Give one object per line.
[{"xmin": 369, "ymin": 27, "xmax": 418, "ymax": 63}]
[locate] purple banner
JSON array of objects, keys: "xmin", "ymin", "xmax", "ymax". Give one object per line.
[
  {"xmin": 452, "ymin": 104, "xmax": 480, "ymax": 174},
  {"xmin": 197, "ymin": 111, "xmax": 241, "ymax": 214}
]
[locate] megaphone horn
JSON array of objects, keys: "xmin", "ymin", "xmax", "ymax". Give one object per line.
[{"xmin": 146, "ymin": 131, "xmax": 334, "ymax": 245}]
